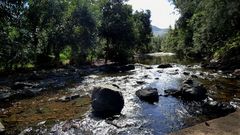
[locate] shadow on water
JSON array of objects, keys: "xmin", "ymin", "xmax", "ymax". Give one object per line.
[{"xmin": 136, "ymin": 54, "xmax": 200, "ymax": 65}]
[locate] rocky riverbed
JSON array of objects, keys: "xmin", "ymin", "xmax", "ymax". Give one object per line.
[{"xmin": 0, "ymin": 54, "xmax": 240, "ymax": 135}]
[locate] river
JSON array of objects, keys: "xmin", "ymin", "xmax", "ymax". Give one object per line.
[{"xmin": 1, "ymin": 53, "xmax": 240, "ymax": 135}]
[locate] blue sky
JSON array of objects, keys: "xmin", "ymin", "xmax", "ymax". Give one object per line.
[{"xmin": 127, "ymin": 0, "xmax": 180, "ymax": 29}]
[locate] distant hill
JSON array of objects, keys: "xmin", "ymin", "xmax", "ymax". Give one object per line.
[{"xmin": 152, "ymin": 25, "xmax": 168, "ymax": 37}]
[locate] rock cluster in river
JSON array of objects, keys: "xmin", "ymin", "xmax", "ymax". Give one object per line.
[
  {"xmin": 91, "ymin": 85, "xmax": 124, "ymax": 118},
  {"xmin": 136, "ymin": 88, "xmax": 159, "ymax": 103},
  {"xmin": 202, "ymin": 101, "xmax": 236, "ymax": 116},
  {"xmin": 164, "ymin": 79, "xmax": 207, "ymax": 101}
]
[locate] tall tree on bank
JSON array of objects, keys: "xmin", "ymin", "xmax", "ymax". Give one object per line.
[
  {"xmin": 0, "ymin": 0, "xmax": 30, "ymax": 70},
  {"xmin": 67, "ymin": 0, "xmax": 96, "ymax": 65},
  {"xmin": 100, "ymin": 0, "xmax": 135, "ymax": 64},
  {"xmin": 134, "ymin": 10, "xmax": 152, "ymax": 53}
]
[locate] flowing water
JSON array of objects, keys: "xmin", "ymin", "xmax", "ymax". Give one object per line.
[{"xmin": 1, "ymin": 53, "xmax": 240, "ymax": 135}]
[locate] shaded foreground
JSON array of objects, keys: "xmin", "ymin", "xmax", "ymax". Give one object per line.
[
  {"xmin": 0, "ymin": 91, "xmax": 90, "ymax": 134},
  {"xmin": 171, "ymin": 109, "xmax": 240, "ymax": 135}
]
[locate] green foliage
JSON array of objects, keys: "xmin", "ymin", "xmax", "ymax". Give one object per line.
[
  {"xmin": 214, "ymin": 33, "xmax": 240, "ymax": 59},
  {"xmin": 0, "ymin": 0, "xmax": 153, "ymax": 70},
  {"xmin": 60, "ymin": 46, "xmax": 72, "ymax": 65},
  {"xmin": 148, "ymin": 36, "xmax": 163, "ymax": 52},
  {"xmin": 99, "ymin": 0, "xmax": 135, "ymax": 63},
  {"xmin": 133, "ymin": 10, "xmax": 152, "ymax": 53},
  {"xmin": 163, "ymin": 0, "xmax": 240, "ymax": 59}
]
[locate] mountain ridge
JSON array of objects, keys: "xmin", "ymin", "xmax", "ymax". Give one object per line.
[{"xmin": 152, "ymin": 25, "xmax": 168, "ymax": 37}]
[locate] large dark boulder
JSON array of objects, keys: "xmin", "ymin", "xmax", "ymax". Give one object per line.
[
  {"xmin": 157, "ymin": 64, "xmax": 173, "ymax": 68},
  {"xmin": 136, "ymin": 88, "xmax": 159, "ymax": 103},
  {"xmin": 91, "ymin": 85, "xmax": 124, "ymax": 118}
]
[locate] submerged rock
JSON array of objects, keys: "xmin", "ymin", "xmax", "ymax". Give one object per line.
[
  {"xmin": 157, "ymin": 64, "xmax": 173, "ymax": 68},
  {"xmin": 136, "ymin": 81, "xmax": 146, "ymax": 85},
  {"xmin": 136, "ymin": 88, "xmax": 159, "ymax": 103},
  {"xmin": 58, "ymin": 94, "xmax": 80, "ymax": 102},
  {"xmin": 0, "ymin": 92, "xmax": 11, "ymax": 101},
  {"xmin": 91, "ymin": 85, "xmax": 124, "ymax": 118},
  {"xmin": 11, "ymin": 82, "xmax": 35, "ymax": 90},
  {"xmin": 164, "ymin": 89, "xmax": 181, "ymax": 97}
]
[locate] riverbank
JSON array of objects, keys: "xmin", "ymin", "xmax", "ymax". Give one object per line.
[{"xmin": 171, "ymin": 109, "xmax": 240, "ymax": 135}]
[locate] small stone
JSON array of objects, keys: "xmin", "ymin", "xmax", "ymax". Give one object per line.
[
  {"xmin": 136, "ymin": 81, "xmax": 145, "ymax": 85},
  {"xmin": 191, "ymin": 74, "xmax": 198, "ymax": 78},
  {"xmin": 183, "ymin": 72, "xmax": 190, "ymax": 75},
  {"xmin": 145, "ymin": 66, "xmax": 153, "ymax": 69},
  {"xmin": 58, "ymin": 94, "xmax": 80, "ymax": 102},
  {"xmin": 183, "ymin": 79, "xmax": 193, "ymax": 85}
]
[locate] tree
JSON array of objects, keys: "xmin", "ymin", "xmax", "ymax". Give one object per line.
[
  {"xmin": 67, "ymin": 0, "xmax": 96, "ymax": 65},
  {"xmin": 164, "ymin": 0, "xmax": 240, "ymax": 59},
  {"xmin": 0, "ymin": 0, "xmax": 30, "ymax": 70},
  {"xmin": 100, "ymin": 0, "xmax": 135, "ymax": 64},
  {"xmin": 134, "ymin": 10, "xmax": 152, "ymax": 53}
]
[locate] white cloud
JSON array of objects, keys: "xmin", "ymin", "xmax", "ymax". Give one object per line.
[{"xmin": 127, "ymin": 0, "xmax": 180, "ymax": 28}]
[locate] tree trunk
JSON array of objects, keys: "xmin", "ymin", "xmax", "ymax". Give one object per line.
[{"xmin": 105, "ymin": 39, "xmax": 110, "ymax": 64}]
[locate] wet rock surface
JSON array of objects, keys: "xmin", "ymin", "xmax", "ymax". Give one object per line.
[
  {"xmin": 91, "ymin": 85, "xmax": 124, "ymax": 118},
  {"xmin": 136, "ymin": 88, "xmax": 159, "ymax": 103}
]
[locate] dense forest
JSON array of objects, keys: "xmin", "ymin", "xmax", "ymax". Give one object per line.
[
  {"xmin": 161, "ymin": 0, "xmax": 240, "ymax": 70},
  {"xmin": 0, "ymin": 0, "xmax": 152, "ymax": 71},
  {"xmin": 1, "ymin": 0, "xmax": 240, "ymax": 71}
]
